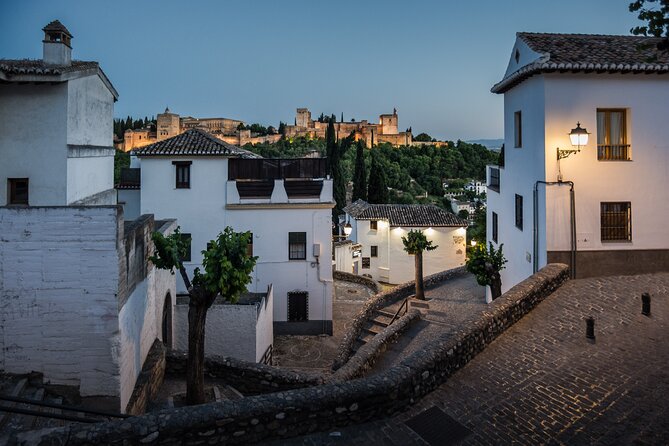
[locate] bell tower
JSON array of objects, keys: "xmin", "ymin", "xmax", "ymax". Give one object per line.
[{"xmin": 43, "ymin": 20, "xmax": 73, "ymax": 66}]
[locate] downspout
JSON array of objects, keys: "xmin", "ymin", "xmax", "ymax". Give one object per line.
[
  {"xmin": 312, "ymin": 210, "xmax": 333, "ymax": 334},
  {"xmin": 533, "ymin": 180, "xmax": 576, "ymax": 279}
]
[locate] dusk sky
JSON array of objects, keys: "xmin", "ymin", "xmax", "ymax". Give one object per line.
[{"xmin": 1, "ymin": 0, "xmax": 641, "ymax": 141}]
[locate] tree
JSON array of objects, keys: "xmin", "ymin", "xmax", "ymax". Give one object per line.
[
  {"xmin": 413, "ymin": 132, "xmax": 433, "ymax": 142},
  {"xmin": 352, "ymin": 140, "xmax": 367, "ymax": 202},
  {"xmin": 278, "ymin": 121, "xmax": 286, "ymax": 135},
  {"xmin": 402, "ymin": 230, "xmax": 438, "ymax": 300},
  {"xmin": 149, "ymin": 227, "xmax": 257, "ymax": 405},
  {"xmin": 458, "ymin": 209, "xmax": 470, "ymax": 220},
  {"xmin": 466, "ymin": 242, "xmax": 507, "ymax": 300},
  {"xmin": 367, "ymin": 151, "xmax": 389, "ymax": 203},
  {"xmin": 629, "ymin": 0, "xmax": 669, "ymax": 51}
]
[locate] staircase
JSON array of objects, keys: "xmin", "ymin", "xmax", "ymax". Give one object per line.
[{"xmin": 352, "ymin": 298, "xmax": 409, "ymax": 353}]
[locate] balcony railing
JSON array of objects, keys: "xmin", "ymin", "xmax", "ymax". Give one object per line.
[
  {"xmin": 488, "ymin": 166, "xmax": 500, "ymax": 192},
  {"xmin": 597, "ymin": 144, "xmax": 631, "ymax": 161},
  {"xmin": 229, "ymin": 158, "xmax": 327, "ymax": 180}
]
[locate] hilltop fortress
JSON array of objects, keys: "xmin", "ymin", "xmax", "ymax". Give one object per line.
[
  {"xmin": 121, "ymin": 107, "xmax": 416, "ymax": 152},
  {"xmin": 284, "ymin": 108, "xmax": 413, "ymax": 148}
]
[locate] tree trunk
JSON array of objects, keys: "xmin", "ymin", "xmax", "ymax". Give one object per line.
[
  {"xmin": 186, "ymin": 299, "xmax": 208, "ymax": 405},
  {"xmin": 490, "ymin": 271, "xmax": 502, "ymax": 300},
  {"xmin": 415, "ymin": 251, "xmax": 425, "ymax": 300}
]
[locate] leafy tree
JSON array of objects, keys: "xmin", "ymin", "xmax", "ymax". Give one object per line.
[
  {"xmin": 402, "ymin": 230, "xmax": 438, "ymax": 300},
  {"xmin": 114, "ymin": 149, "xmax": 130, "ymax": 184},
  {"xmin": 629, "ymin": 0, "xmax": 669, "ymax": 51},
  {"xmin": 458, "ymin": 209, "xmax": 470, "ymax": 220},
  {"xmin": 278, "ymin": 121, "xmax": 286, "ymax": 135},
  {"xmin": 467, "ymin": 205, "xmax": 486, "ymax": 246},
  {"xmin": 352, "ymin": 140, "xmax": 367, "ymax": 202},
  {"xmin": 149, "ymin": 227, "xmax": 257, "ymax": 405},
  {"xmin": 413, "ymin": 133, "xmax": 433, "ymax": 142},
  {"xmin": 466, "ymin": 242, "xmax": 507, "ymax": 300},
  {"xmin": 367, "ymin": 151, "xmax": 389, "ymax": 203}
]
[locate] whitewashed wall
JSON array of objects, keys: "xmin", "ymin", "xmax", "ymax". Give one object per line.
[
  {"xmin": 117, "ymin": 189, "xmax": 141, "ymax": 221},
  {"xmin": 66, "ymin": 76, "xmax": 114, "ymax": 148},
  {"xmin": 0, "ymin": 83, "xmax": 68, "ymax": 205},
  {"xmin": 0, "ymin": 206, "xmax": 121, "ymax": 398}
]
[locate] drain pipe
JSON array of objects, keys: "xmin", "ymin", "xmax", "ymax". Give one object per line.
[{"xmin": 533, "ymin": 180, "xmax": 576, "ymax": 279}]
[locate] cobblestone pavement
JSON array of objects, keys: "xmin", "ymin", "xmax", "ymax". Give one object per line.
[
  {"xmin": 263, "ymin": 273, "xmax": 669, "ymax": 445},
  {"xmin": 370, "ymin": 274, "xmax": 487, "ymax": 373},
  {"xmin": 272, "ymin": 281, "xmax": 374, "ymax": 372}
]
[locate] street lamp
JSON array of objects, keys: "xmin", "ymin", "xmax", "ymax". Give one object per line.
[
  {"xmin": 470, "ymin": 240, "xmax": 477, "ymax": 247},
  {"xmin": 343, "ymin": 222, "xmax": 352, "ymax": 237},
  {"xmin": 557, "ymin": 122, "xmax": 590, "ymax": 181}
]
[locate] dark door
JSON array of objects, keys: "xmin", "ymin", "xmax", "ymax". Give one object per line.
[
  {"xmin": 162, "ymin": 293, "xmax": 172, "ymax": 347},
  {"xmin": 287, "ymin": 291, "xmax": 309, "ymax": 322}
]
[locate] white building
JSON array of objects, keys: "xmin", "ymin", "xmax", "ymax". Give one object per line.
[
  {"xmin": 465, "ymin": 180, "xmax": 487, "ymax": 196},
  {"xmin": 0, "ymin": 21, "xmax": 176, "ymax": 413},
  {"xmin": 132, "ymin": 129, "xmax": 335, "ymax": 335},
  {"xmin": 487, "ymin": 32, "xmax": 669, "ymax": 294},
  {"xmin": 342, "ymin": 200, "xmax": 468, "ymax": 284}
]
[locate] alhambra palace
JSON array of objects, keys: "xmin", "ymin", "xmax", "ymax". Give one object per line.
[{"xmin": 120, "ymin": 107, "xmax": 417, "ymax": 151}]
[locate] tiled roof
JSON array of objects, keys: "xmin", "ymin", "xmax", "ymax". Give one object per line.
[
  {"xmin": 344, "ymin": 199, "xmax": 468, "ymax": 227},
  {"xmin": 0, "ymin": 59, "xmax": 99, "ymax": 75},
  {"xmin": 133, "ymin": 128, "xmax": 260, "ymax": 158},
  {"xmin": 492, "ymin": 33, "xmax": 669, "ymax": 93},
  {"xmin": 43, "ymin": 20, "xmax": 72, "ymax": 36}
]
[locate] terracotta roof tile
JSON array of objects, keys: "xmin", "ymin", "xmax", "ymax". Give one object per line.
[
  {"xmin": 492, "ymin": 33, "xmax": 669, "ymax": 93},
  {"xmin": 133, "ymin": 128, "xmax": 260, "ymax": 158},
  {"xmin": 43, "ymin": 20, "xmax": 72, "ymax": 36},
  {"xmin": 0, "ymin": 59, "xmax": 99, "ymax": 75},
  {"xmin": 344, "ymin": 199, "xmax": 468, "ymax": 227}
]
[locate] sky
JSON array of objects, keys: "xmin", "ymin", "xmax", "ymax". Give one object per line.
[{"xmin": 0, "ymin": 0, "xmax": 642, "ymax": 141}]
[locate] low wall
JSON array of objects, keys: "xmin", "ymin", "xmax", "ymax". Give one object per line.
[
  {"xmin": 332, "ymin": 266, "xmax": 468, "ymax": 370},
  {"xmin": 165, "ymin": 351, "xmax": 323, "ymax": 395},
  {"xmin": 14, "ymin": 264, "xmax": 569, "ymax": 446},
  {"xmin": 333, "ymin": 270, "xmax": 380, "ymax": 293},
  {"xmin": 125, "ymin": 339, "xmax": 166, "ymax": 415}
]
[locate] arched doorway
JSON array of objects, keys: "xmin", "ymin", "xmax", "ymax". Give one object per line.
[{"xmin": 162, "ymin": 292, "xmax": 172, "ymax": 348}]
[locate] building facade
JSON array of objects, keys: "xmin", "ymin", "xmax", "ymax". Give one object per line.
[
  {"xmin": 342, "ymin": 200, "xmax": 468, "ymax": 284},
  {"xmin": 132, "ymin": 129, "xmax": 335, "ymax": 335},
  {"xmin": 487, "ymin": 32, "xmax": 669, "ymax": 294}
]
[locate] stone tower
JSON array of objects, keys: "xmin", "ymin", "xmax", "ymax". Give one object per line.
[
  {"xmin": 296, "ymin": 108, "xmax": 312, "ymax": 128},
  {"xmin": 42, "ymin": 20, "xmax": 72, "ymax": 66},
  {"xmin": 156, "ymin": 107, "xmax": 181, "ymax": 141},
  {"xmin": 379, "ymin": 108, "xmax": 398, "ymax": 135}
]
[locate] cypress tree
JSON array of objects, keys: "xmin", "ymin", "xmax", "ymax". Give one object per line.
[
  {"xmin": 325, "ymin": 119, "xmax": 337, "ymax": 174},
  {"xmin": 352, "ymin": 140, "xmax": 367, "ymax": 202},
  {"xmin": 367, "ymin": 151, "xmax": 389, "ymax": 203}
]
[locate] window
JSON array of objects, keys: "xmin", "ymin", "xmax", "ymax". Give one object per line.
[
  {"xmin": 288, "ymin": 232, "xmax": 306, "ymax": 260},
  {"xmin": 370, "ymin": 246, "xmax": 378, "ymax": 257},
  {"xmin": 180, "ymin": 233, "xmax": 192, "ymax": 262},
  {"xmin": 515, "ymin": 194, "xmax": 523, "ymax": 230},
  {"xmin": 173, "ymin": 161, "xmax": 192, "ymax": 188},
  {"xmin": 246, "ymin": 232, "xmax": 253, "ymax": 257},
  {"xmin": 492, "ymin": 212, "xmax": 498, "ymax": 243},
  {"xmin": 8, "ymin": 178, "xmax": 29, "ymax": 205},
  {"xmin": 370, "ymin": 220, "xmax": 378, "ymax": 230},
  {"xmin": 362, "ymin": 257, "xmax": 370, "ymax": 269},
  {"xmin": 514, "ymin": 111, "xmax": 522, "ymax": 148},
  {"xmin": 597, "ymin": 109, "xmax": 629, "ymax": 160},
  {"xmin": 601, "ymin": 202, "xmax": 631, "ymax": 242}
]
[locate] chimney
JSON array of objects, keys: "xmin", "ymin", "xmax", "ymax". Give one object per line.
[{"xmin": 42, "ymin": 20, "xmax": 73, "ymax": 66}]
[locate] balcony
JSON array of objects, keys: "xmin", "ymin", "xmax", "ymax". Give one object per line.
[
  {"xmin": 487, "ymin": 166, "xmax": 500, "ymax": 193},
  {"xmin": 597, "ymin": 144, "xmax": 631, "ymax": 161},
  {"xmin": 227, "ymin": 158, "xmax": 332, "ymax": 206}
]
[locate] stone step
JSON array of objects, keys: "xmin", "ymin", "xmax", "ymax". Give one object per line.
[
  {"xmin": 375, "ymin": 309, "xmax": 396, "ymax": 319},
  {"xmin": 362, "ymin": 326, "xmax": 383, "ymax": 336},
  {"xmin": 370, "ymin": 317, "xmax": 390, "ymax": 328}
]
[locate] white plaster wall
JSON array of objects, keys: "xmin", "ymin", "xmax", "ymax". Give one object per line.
[
  {"xmin": 255, "ymin": 286, "xmax": 273, "ymax": 362},
  {"xmin": 174, "ymin": 300, "xmax": 257, "ymax": 362},
  {"xmin": 67, "ymin": 155, "xmax": 114, "ymax": 204},
  {"xmin": 487, "ymin": 76, "xmax": 546, "ymax": 294},
  {"xmin": 387, "ymin": 226, "xmax": 466, "ymax": 285},
  {"xmin": 0, "ymin": 206, "xmax": 121, "ymax": 398},
  {"xmin": 351, "ymin": 219, "xmax": 390, "ymax": 282},
  {"xmin": 66, "ymin": 76, "xmax": 114, "ymax": 147},
  {"xmin": 228, "ymin": 208, "xmax": 333, "ymax": 323},
  {"xmin": 0, "ymin": 83, "xmax": 68, "ymax": 205},
  {"xmin": 334, "ymin": 244, "xmax": 354, "ymax": 273},
  {"xmin": 139, "ymin": 157, "xmax": 228, "ymax": 292},
  {"xmin": 543, "ymin": 74, "xmax": 669, "ymax": 254},
  {"xmin": 117, "ymin": 189, "xmax": 141, "ymax": 221}
]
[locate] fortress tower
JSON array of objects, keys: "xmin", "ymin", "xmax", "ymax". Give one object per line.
[
  {"xmin": 156, "ymin": 107, "xmax": 180, "ymax": 141},
  {"xmin": 296, "ymin": 108, "xmax": 312, "ymax": 128},
  {"xmin": 379, "ymin": 108, "xmax": 398, "ymax": 135}
]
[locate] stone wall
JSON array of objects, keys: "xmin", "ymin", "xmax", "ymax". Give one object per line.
[
  {"xmin": 165, "ymin": 351, "xmax": 323, "ymax": 395},
  {"xmin": 332, "ymin": 266, "xmax": 468, "ymax": 370},
  {"xmin": 14, "ymin": 264, "xmax": 569, "ymax": 446},
  {"xmin": 125, "ymin": 339, "xmax": 166, "ymax": 415},
  {"xmin": 333, "ymin": 270, "xmax": 380, "ymax": 293}
]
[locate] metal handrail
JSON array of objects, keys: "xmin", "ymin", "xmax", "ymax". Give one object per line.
[
  {"xmin": 0, "ymin": 395, "xmax": 129, "ymax": 419},
  {"xmin": 389, "ymin": 298, "xmax": 409, "ymax": 326},
  {"xmin": 261, "ymin": 344, "xmax": 273, "ymax": 366}
]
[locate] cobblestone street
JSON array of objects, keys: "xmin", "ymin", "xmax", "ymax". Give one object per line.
[{"xmin": 264, "ymin": 273, "xmax": 669, "ymax": 445}]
